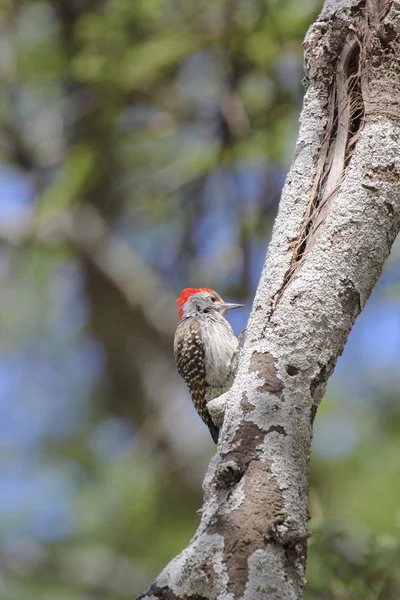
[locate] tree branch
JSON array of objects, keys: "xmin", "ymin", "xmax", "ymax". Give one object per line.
[{"xmin": 139, "ymin": 0, "xmax": 400, "ymax": 598}]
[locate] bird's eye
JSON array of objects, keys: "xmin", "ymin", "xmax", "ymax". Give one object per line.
[{"xmin": 211, "ymin": 296, "xmax": 216, "ymax": 303}]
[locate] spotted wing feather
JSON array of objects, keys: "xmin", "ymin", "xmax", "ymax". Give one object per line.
[{"xmin": 174, "ymin": 319, "xmax": 219, "ymax": 443}]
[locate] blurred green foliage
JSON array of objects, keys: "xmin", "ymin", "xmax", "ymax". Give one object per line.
[{"xmin": 1, "ymin": 0, "xmax": 400, "ymax": 599}]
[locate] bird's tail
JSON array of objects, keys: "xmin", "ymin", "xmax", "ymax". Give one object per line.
[{"xmin": 205, "ymin": 412, "xmax": 219, "ymax": 444}]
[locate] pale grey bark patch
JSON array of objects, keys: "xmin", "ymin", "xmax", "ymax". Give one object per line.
[
  {"xmin": 243, "ymin": 549, "xmax": 299, "ymax": 600},
  {"xmin": 138, "ymin": 1, "xmax": 400, "ymax": 598},
  {"xmin": 206, "ymin": 393, "xmax": 228, "ymax": 426},
  {"xmin": 152, "ymin": 534, "xmax": 230, "ymax": 600}
]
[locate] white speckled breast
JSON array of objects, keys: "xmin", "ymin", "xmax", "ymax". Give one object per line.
[{"xmin": 198, "ymin": 313, "xmax": 239, "ymax": 402}]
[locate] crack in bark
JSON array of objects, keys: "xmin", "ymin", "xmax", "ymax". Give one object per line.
[{"xmin": 268, "ymin": 23, "xmax": 370, "ymax": 318}]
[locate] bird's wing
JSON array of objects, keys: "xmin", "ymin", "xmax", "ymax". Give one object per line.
[{"xmin": 174, "ymin": 319, "xmax": 219, "ymax": 443}]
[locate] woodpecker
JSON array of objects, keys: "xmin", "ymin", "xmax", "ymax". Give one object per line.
[{"xmin": 174, "ymin": 288, "xmax": 244, "ymax": 443}]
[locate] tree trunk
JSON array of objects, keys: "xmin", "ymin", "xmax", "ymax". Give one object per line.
[{"xmin": 138, "ymin": 0, "xmax": 400, "ymax": 598}]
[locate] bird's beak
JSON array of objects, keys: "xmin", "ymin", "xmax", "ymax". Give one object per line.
[{"xmin": 220, "ymin": 302, "xmax": 244, "ymax": 312}]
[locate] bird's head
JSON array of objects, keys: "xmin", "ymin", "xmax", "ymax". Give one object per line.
[{"xmin": 176, "ymin": 288, "xmax": 244, "ymax": 320}]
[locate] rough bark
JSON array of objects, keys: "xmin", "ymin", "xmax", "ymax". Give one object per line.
[{"xmin": 139, "ymin": 1, "xmax": 400, "ymax": 598}]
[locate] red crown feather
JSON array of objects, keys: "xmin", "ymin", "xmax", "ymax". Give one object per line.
[{"xmin": 176, "ymin": 287, "xmax": 215, "ymax": 319}]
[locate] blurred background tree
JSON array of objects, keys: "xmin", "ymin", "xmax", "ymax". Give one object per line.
[{"xmin": 0, "ymin": 0, "xmax": 399, "ymax": 598}]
